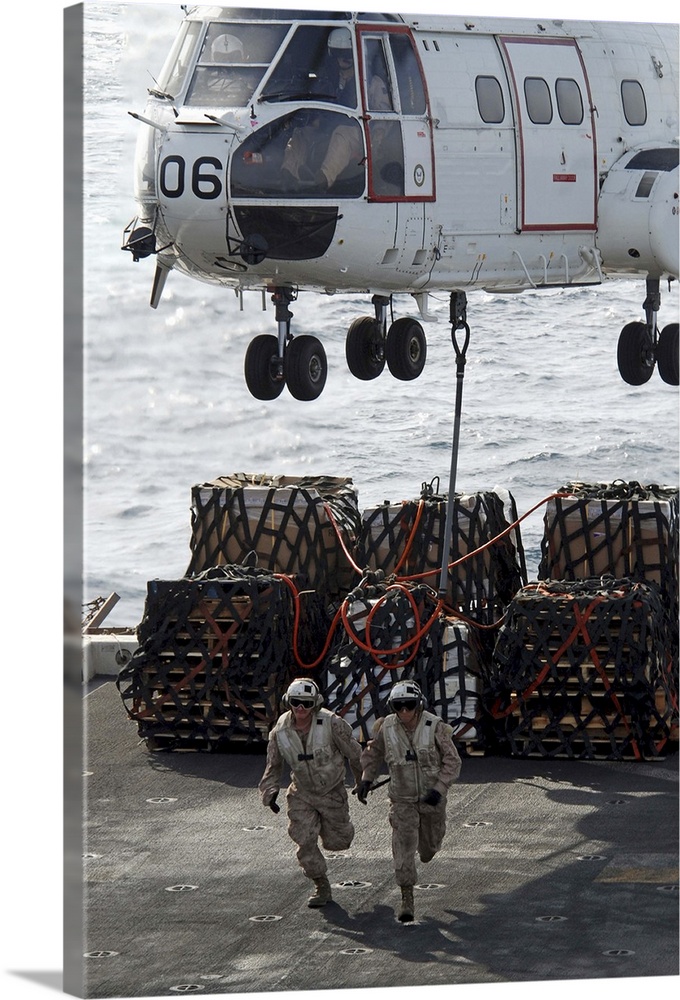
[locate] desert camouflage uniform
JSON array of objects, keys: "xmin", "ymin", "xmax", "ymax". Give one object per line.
[
  {"xmin": 259, "ymin": 708, "xmax": 363, "ymax": 879},
  {"xmin": 360, "ymin": 710, "xmax": 461, "ymax": 886}
]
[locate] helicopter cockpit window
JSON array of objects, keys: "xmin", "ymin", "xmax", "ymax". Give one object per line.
[
  {"xmin": 363, "ymin": 37, "xmax": 394, "ymax": 112},
  {"xmin": 389, "ymin": 33, "xmax": 426, "ymax": 115},
  {"xmin": 231, "ymin": 109, "xmax": 364, "ymax": 199},
  {"xmin": 261, "ymin": 26, "xmax": 358, "ymax": 107},
  {"xmin": 184, "ymin": 22, "xmax": 289, "ymax": 107},
  {"xmin": 155, "ymin": 20, "xmax": 203, "ymax": 98}
]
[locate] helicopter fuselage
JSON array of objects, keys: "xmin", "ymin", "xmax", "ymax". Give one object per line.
[{"xmin": 124, "ymin": 7, "xmax": 679, "ymax": 398}]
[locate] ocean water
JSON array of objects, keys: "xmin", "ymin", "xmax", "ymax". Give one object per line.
[{"xmin": 83, "ymin": 1, "xmax": 679, "ymax": 628}]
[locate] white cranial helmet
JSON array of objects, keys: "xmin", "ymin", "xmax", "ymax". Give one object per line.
[
  {"xmin": 210, "ymin": 33, "xmax": 244, "ymax": 63},
  {"xmin": 328, "ymin": 27, "xmax": 352, "ymax": 55},
  {"xmin": 387, "ymin": 679, "xmax": 426, "ymax": 710},
  {"xmin": 283, "ymin": 677, "xmax": 323, "ymax": 708}
]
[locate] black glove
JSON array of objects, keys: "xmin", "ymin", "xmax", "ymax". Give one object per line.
[
  {"xmin": 267, "ymin": 792, "xmax": 281, "ymax": 814},
  {"xmin": 422, "ymin": 788, "xmax": 441, "ymax": 807},
  {"xmin": 354, "ymin": 780, "xmax": 372, "ymax": 804}
]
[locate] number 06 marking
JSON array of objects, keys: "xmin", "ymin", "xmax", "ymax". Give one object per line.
[{"xmin": 160, "ymin": 155, "xmax": 223, "ymax": 199}]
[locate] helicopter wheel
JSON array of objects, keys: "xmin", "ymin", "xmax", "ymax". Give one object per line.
[
  {"xmin": 616, "ymin": 321, "xmax": 655, "ymax": 385},
  {"xmin": 286, "ymin": 335, "xmax": 328, "ymax": 400},
  {"xmin": 657, "ymin": 323, "xmax": 679, "ymax": 386},
  {"xmin": 385, "ymin": 317, "xmax": 427, "ymax": 380},
  {"xmin": 244, "ymin": 334, "xmax": 285, "ymax": 400},
  {"xmin": 345, "ymin": 317, "xmax": 385, "ymax": 380}
]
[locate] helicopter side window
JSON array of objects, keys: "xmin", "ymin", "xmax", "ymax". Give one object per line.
[
  {"xmin": 621, "ymin": 80, "xmax": 647, "ymax": 126},
  {"xmin": 261, "ymin": 26, "xmax": 358, "ymax": 107},
  {"xmin": 184, "ymin": 22, "xmax": 289, "ymax": 107},
  {"xmin": 555, "ymin": 78, "xmax": 584, "ymax": 125},
  {"xmin": 524, "ymin": 77, "xmax": 553, "ymax": 124},
  {"xmin": 475, "ymin": 76, "xmax": 505, "ymax": 124}
]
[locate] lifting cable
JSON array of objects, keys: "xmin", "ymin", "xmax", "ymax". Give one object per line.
[{"xmin": 438, "ymin": 291, "xmax": 470, "ymax": 599}]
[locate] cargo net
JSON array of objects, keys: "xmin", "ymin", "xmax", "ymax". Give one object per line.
[
  {"xmin": 185, "ymin": 474, "xmax": 362, "ymax": 605},
  {"xmin": 116, "ymin": 566, "xmax": 326, "ymax": 750},
  {"xmin": 317, "ymin": 576, "xmax": 489, "ymax": 750},
  {"xmin": 358, "ymin": 484, "xmax": 527, "ymax": 625},
  {"xmin": 488, "ymin": 577, "xmax": 677, "ymax": 760},
  {"xmin": 538, "ymin": 480, "xmax": 678, "ymax": 636}
]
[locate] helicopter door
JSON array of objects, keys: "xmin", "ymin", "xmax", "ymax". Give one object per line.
[
  {"xmin": 359, "ymin": 28, "xmax": 434, "ymax": 201},
  {"xmin": 499, "ymin": 36, "xmax": 597, "ymax": 230}
]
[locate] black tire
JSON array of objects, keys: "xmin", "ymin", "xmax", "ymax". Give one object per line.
[
  {"xmin": 244, "ymin": 335, "xmax": 285, "ymax": 400},
  {"xmin": 385, "ymin": 317, "xmax": 427, "ymax": 380},
  {"xmin": 345, "ymin": 317, "xmax": 385, "ymax": 380},
  {"xmin": 657, "ymin": 323, "xmax": 679, "ymax": 386},
  {"xmin": 617, "ymin": 321, "xmax": 655, "ymax": 385},
  {"xmin": 285, "ymin": 335, "xmax": 328, "ymax": 400}
]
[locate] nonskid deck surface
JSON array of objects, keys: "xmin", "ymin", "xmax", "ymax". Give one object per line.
[{"xmin": 81, "ymin": 679, "xmax": 679, "ymax": 998}]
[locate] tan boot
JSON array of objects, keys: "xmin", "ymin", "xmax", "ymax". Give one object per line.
[
  {"xmin": 397, "ymin": 885, "xmax": 414, "ymax": 922},
  {"xmin": 307, "ymin": 875, "xmax": 332, "ymax": 908}
]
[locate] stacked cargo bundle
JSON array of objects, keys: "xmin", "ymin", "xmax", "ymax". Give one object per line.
[
  {"xmin": 186, "ymin": 474, "xmax": 362, "ymax": 607},
  {"xmin": 538, "ymin": 481, "xmax": 678, "ymax": 646},
  {"xmin": 320, "ymin": 578, "xmax": 486, "ymax": 748},
  {"xmin": 489, "ymin": 578, "xmax": 676, "ymax": 760},
  {"xmin": 359, "ymin": 485, "xmax": 526, "ymax": 627},
  {"xmin": 117, "ymin": 566, "xmax": 325, "ymax": 749}
]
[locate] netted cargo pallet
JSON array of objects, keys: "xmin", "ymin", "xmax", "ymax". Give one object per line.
[
  {"xmin": 117, "ymin": 566, "xmax": 325, "ymax": 750},
  {"xmin": 489, "ymin": 578, "xmax": 677, "ymax": 760},
  {"xmin": 186, "ymin": 474, "xmax": 362, "ymax": 606},
  {"xmin": 359, "ymin": 485, "xmax": 526, "ymax": 625},
  {"xmin": 538, "ymin": 481, "xmax": 678, "ymax": 630},
  {"xmin": 319, "ymin": 579, "xmax": 488, "ymax": 748}
]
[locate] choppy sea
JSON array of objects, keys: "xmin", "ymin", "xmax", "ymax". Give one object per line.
[{"xmin": 82, "ymin": 2, "xmax": 679, "ymax": 627}]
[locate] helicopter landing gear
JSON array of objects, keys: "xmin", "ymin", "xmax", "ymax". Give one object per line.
[
  {"xmin": 244, "ymin": 334, "xmax": 285, "ymax": 399},
  {"xmin": 345, "ymin": 294, "xmax": 427, "ymax": 383},
  {"xmin": 244, "ymin": 287, "xmax": 327, "ymax": 400},
  {"xmin": 657, "ymin": 322, "xmax": 679, "ymax": 386},
  {"xmin": 617, "ymin": 278, "xmax": 678, "ymax": 386},
  {"xmin": 286, "ymin": 335, "xmax": 327, "ymax": 400},
  {"xmin": 385, "ymin": 317, "xmax": 427, "ymax": 380},
  {"xmin": 617, "ymin": 321, "xmax": 655, "ymax": 385},
  {"xmin": 346, "ymin": 316, "xmax": 385, "ymax": 379},
  {"xmin": 345, "ymin": 295, "xmax": 388, "ymax": 380}
]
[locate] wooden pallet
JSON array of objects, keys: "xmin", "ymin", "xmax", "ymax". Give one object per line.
[
  {"xmin": 506, "ymin": 737, "xmax": 654, "ymax": 760},
  {"xmin": 130, "ymin": 629, "xmax": 284, "ymax": 744},
  {"xmin": 142, "ymin": 722, "xmax": 270, "ymax": 751}
]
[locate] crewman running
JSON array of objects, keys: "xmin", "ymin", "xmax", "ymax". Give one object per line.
[
  {"xmin": 356, "ymin": 679, "xmax": 462, "ymax": 922},
  {"xmin": 259, "ymin": 677, "xmax": 363, "ymax": 907}
]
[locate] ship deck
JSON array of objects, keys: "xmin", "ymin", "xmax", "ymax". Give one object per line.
[{"xmin": 76, "ymin": 677, "xmax": 678, "ymax": 998}]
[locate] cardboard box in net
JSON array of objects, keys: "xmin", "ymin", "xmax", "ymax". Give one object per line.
[
  {"xmin": 360, "ymin": 488, "xmax": 525, "ymax": 619},
  {"xmin": 540, "ymin": 491, "xmax": 678, "ymax": 597},
  {"xmin": 187, "ymin": 474, "xmax": 361, "ymax": 600}
]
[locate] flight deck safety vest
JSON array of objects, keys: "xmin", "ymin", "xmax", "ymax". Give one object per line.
[
  {"xmin": 382, "ymin": 711, "xmax": 449, "ymax": 803},
  {"xmin": 274, "ymin": 708, "xmax": 346, "ymax": 795}
]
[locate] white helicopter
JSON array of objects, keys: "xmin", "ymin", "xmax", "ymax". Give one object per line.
[{"xmin": 123, "ymin": 5, "xmax": 679, "ymax": 399}]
